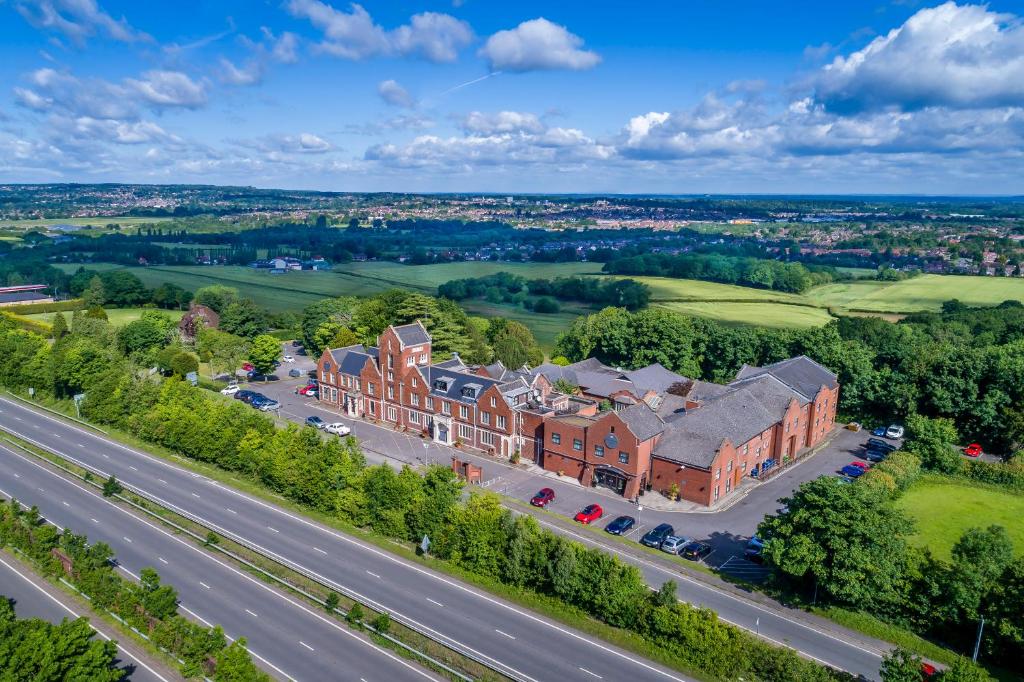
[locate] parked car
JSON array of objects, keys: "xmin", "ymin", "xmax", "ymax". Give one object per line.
[
  {"xmin": 530, "ymin": 488, "xmax": 555, "ymax": 507},
  {"xmin": 220, "ymin": 384, "xmax": 239, "ymax": 396},
  {"xmin": 885, "ymin": 424, "xmax": 905, "ymax": 439},
  {"xmin": 604, "ymin": 515, "xmax": 636, "ymax": 535},
  {"xmin": 964, "ymin": 443, "xmax": 983, "ymax": 457},
  {"xmin": 282, "ymin": 355, "xmax": 295, "ymax": 363},
  {"xmin": 837, "ymin": 475, "xmax": 856, "ymax": 484},
  {"xmin": 305, "ymin": 416, "xmax": 326, "ymax": 429},
  {"xmin": 242, "ymin": 362, "xmax": 254, "ymax": 372},
  {"xmin": 744, "ymin": 538, "xmax": 765, "ymax": 562},
  {"xmin": 573, "ymin": 504, "xmax": 603, "ymax": 525},
  {"xmin": 296, "ymin": 384, "xmax": 318, "ymax": 396},
  {"xmin": 863, "ymin": 449, "xmax": 887, "ymax": 463},
  {"xmin": 234, "ymin": 390, "xmax": 258, "ymax": 404},
  {"xmin": 288, "ymin": 368, "xmax": 302, "ymax": 378},
  {"xmin": 258, "ymin": 400, "xmax": 281, "ymax": 412},
  {"xmin": 867, "ymin": 438, "xmax": 897, "ymax": 452},
  {"xmin": 872, "ymin": 425, "xmax": 888, "ymax": 437},
  {"xmin": 640, "ymin": 523, "xmax": 675, "ymax": 548},
  {"xmin": 849, "ymin": 460, "xmax": 870, "ymax": 470},
  {"xmin": 681, "ymin": 541, "xmax": 712, "ymax": 561},
  {"xmin": 840, "ymin": 464, "xmax": 866, "ymax": 478},
  {"xmin": 921, "ymin": 662, "xmax": 938, "ymax": 679},
  {"xmin": 659, "ymin": 535, "xmax": 691, "ymax": 555},
  {"xmin": 325, "ymin": 423, "xmax": 351, "ymax": 436}
]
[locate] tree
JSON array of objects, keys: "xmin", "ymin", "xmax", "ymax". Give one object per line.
[
  {"xmin": 214, "ymin": 638, "xmax": 270, "ymax": 682},
  {"xmin": 324, "ymin": 592, "xmax": 340, "ymax": 612},
  {"xmin": 102, "ymin": 475, "xmax": 122, "ymax": 497},
  {"xmin": 248, "ymin": 335, "xmax": 281, "ymax": 377},
  {"xmin": 117, "ymin": 318, "xmax": 167, "ymax": 355},
  {"xmin": 300, "ymin": 297, "xmax": 358, "ymax": 355},
  {"xmin": 652, "ymin": 580, "xmax": 677, "ymax": 608},
  {"xmin": 938, "ymin": 657, "xmax": 991, "ymax": 682},
  {"xmin": 51, "ymin": 312, "xmax": 68, "ymax": 340},
  {"xmin": 880, "ymin": 647, "xmax": 923, "ymax": 682},
  {"xmin": 139, "ymin": 567, "xmax": 179, "ymax": 620},
  {"xmin": 904, "ymin": 414, "xmax": 961, "ymax": 474},
  {"xmin": 82, "ymin": 275, "xmax": 106, "ymax": 308},
  {"xmin": 193, "ymin": 285, "xmax": 239, "ymax": 314},
  {"xmin": 219, "ymin": 299, "xmax": 267, "ymax": 339},
  {"xmin": 197, "ymin": 329, "xmax": 249, "ymax": 379}
]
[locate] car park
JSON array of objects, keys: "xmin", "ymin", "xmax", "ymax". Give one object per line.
[
  {"xmin": 867, "ymin": 438, "xmax": 897, "ymax": 452},
  {"xmin": 964, "ymin": 443, "xmax": 983, "ymax": 457},
  {"xmin": 325, "ymin": 423, "xmax": 351, "ymax": 436},
  {"xmin": 872, "ymin": 425, "xmax": 888, "ymax": 437},
  {"xmin": 573, "ymin": 504, "xmax": 603, "ymax": 524},
  {"xmin": 288, "ymin": 368, "xmax": 302, "ymax": 378},
  {"xmin": 659, "ymin": 535, "xmax": 691, "ymax": 555},
  {"xmin": 640, "ymin": 523, "xmax": 675, "ymax": 548},
  {"xmin": 885, "ymin": 424, "xmax": 905, "ymax": 439},
  {"xmin": 840, "ymin": 464, "xmax": 866, "ymax": 478},
  {"xmin": 305, "ymin": 416, "xmax": 326, "ymax": 429},
  {"xmin": 282, "ymin": 355, "xmax": 295, "ymax": 363},
  {"xmin": 220, "ymin": 383, "xmax": 239, "ymax": 395},
  {"xmin": 604, "ymin": 516, "xmax": 636, "ymax": 535},
  {"xmin": 681, "ymin": 541, "xmax": 712, "ymax": 561},
  {"xmin": 530, "ymin": 488, "xmax": 556, "ymax": 507}
]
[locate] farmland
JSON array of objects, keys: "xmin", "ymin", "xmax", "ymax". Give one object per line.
[
  {"xmin": 897, "ymin": 477, "xmax": 1024, "ymax": 560},
  {"xmin": 25, "ymin": 307, "xmax": 185, "ymax": 327}
]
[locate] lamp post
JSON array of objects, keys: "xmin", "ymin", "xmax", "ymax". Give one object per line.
[{"xmin": 422, "ymin": 441, "xmax": 430, "ymax": 468}]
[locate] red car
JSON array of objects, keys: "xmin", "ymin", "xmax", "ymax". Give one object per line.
[
  {"xmin": 921, "ymin": 662, "xmax": 938, "ymax": 679},
  {"xmin": 242, "ymin": 362, "xmax": 254, "ymax": 372},
  {"xmin": 574, "ymin": 503, "xmax": 603, "ymax": 524},
  {"xmin": 964, "ymin": 443, "xmax": 983, "ymax": 457},
  {"xmin": 530, "ymin": 488, "xmax": 555, "ymax": 507},
  {"xmin": 849, "ymin": 461, "xmax": 870, "ymax": 470},
  {"xmin": 295, "ymin": 384, "xmax": 318, "ymax": 396}
]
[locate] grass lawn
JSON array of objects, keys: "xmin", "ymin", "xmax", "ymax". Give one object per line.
[
  {"xmin": 654, "ymin": 301, "xmax": 835, "ymax": 328},
  {"xmin": 896, "ymin": 477, "xmax": 1024, "ymax": 560},
  {"xmin": 837, "ymin": 274, "xmax": 1024, "ymax": 313},
  {"xmin": 25, "ymin": 307, "xmax": 184, "ymax": 327}
]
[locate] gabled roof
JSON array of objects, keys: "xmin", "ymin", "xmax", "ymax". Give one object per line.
[
  {"xmin": 328, "ymin": 344, "xmax": 377, "ymax": 375},
  {"xmin": 617, "ymin": 403, "xmax": 665, "ymax": 442},
  {"xmin": 531, "ymin": 358, "xmax": 640, "ymax": 399},
  {"xmin": 418, "ymin": 364, "xmax": 503, "ymax": 405},
  {"xmin": 623, "ymin": 363, "xmax": 690, "ymax": 395},
  {"xmin": 392, "ymin": 321, "xmax": 431, "ymax": 348},
  {"xmin": 732, "ymin": 355, "xmax": 837, "ymax": 402}
]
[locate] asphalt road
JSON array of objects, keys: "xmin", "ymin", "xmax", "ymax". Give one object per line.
[
  {"xmin": 0, "ymin": 395, "xmax": 694, "ymax": 682},
  {"xmin": 0, "ymin": 441, "xmax": 440, "ymax": 682},
  {"xmin": 0, "ymin": 551, "xmax": 173, "ymax": 682}
]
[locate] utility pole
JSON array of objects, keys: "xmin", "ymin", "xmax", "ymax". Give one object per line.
[{"xmin": 972, "ymin": 616, "xmax": 985, "ymax": 662}]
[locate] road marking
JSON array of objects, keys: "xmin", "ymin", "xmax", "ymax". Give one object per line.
[
  {"xmin": 90, "ymin": 518, "xmax": 98, "ymax": 523},
  {"xmin": 426, "ymin": 598, "xmax": 443, "ymax": 607},
  {"xmin": 313, "ymin": 546, "xmax": 327, "ymax": 554},
  {"xmin": 158, "ymin": 557, "xmax": 168, "ymax": 564},
  {"xmin": 12, "ymin": 416, "xmax": 21, "ymax": 421},
  {"xmin": 102, "ymin": 453, "xmax": 109, "ymax": 458},
  {"xmin": 53, "ymin": 433, "xmax": 61, "ymax": 439},
  {"xmin": 365, "ymin": 570, "xmax": 381, "ymax": 579},
  {"xmin": 158, "ymin": 479, "xmax": 167, "ymax": 484},
  {"xmin": 122, "ymin": 536, "xmax": 132, "ymax": 543},
  {"xmin": 129, "ymin": 465, "xmax": 138, "ymax": 471},
  {"xmin": 268, "ymin": 526, "xmax": 279, "ymax": 533},
  {"xmin": 191, "ymin": 492, "xmax": 201, "ymax": 498},
  {"xmin": 199, "ymin": 581, "xmax": 211, "ymax": 589},
  {"xmin": 226, "ymin": 508, "xmax": 237, "ymax": 514},
  {"xmin": 245, "ymin": 608, "xmax": 259, "ymax": 618},
  {"xmin": 12, "ymin": 473, "xmax": 19, "ymax": 478},
  {"xmin": 299, "ymin": 641, "xmax": 314, "ymax": 651},
  {"xmin": 62, "ymin": 501, "xmax": 70, "ymax": 507},
  {"xmin": 579, "ymin": 668, "xmax": 602, "ymax": 679},
  {"xmin": 37, "ymin": 487, "xmax": 44, "ymax": 492},
  {"xmin": 495, "ymin": 629, "xmax": 516, "ymax": 640}
]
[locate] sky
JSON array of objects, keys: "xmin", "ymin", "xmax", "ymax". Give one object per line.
[{"xmin": 1, "ymin": 0, "xmax": 1024, "ymax": 194}]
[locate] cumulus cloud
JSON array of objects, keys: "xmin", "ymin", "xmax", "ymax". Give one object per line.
[
  {"xmin": 266, "ymin": 29, "xmax": 300, "ymax": 64},
  {"xmin": 378, "ymin": 80, "xmax": 415, "ymax": 108},
  {"xmin": 219, "ymin": 58, "xmax": 264, "ymax": 86},
  {"xmin": 125, "ymin": 70, "xmax": 207, "ymax": 109},
  {"xmin": 479, "ymin": 18, "xmax": 600, "ymax": 72},
  {"xmin": 15, "ymin": 0, "xmax": 150, "ymax": 45},
  {"xmin": 286, "ymin": 0, "xmax": 472, "ymax": 62},
  {"xmin": 237, "ymin": 133, "xmax": 334, "ymax": 154},
  {"xmin": 462, "ymin": 111, "xmax": 544, "ymax": 135},
  {"xmin": 812, "ymin": 2, "xmax": 1024, "ymax": 112}
]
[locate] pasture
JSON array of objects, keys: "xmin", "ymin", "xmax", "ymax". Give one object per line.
[
  {"xmin": 896, "ymin": 477, "xmax": 1024, "ymax": 560},
  {"xmin": 25, "ymin": 307, "xmax": 185, "ymax": 327}
]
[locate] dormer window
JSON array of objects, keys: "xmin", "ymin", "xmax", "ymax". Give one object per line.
[
  {"xmin": 461, "ymin": 383, "xmax": 482, "ymax": 399},
  {"xmin": 433, "ymin": 379, "xmax": 449, "ymax": 392}
]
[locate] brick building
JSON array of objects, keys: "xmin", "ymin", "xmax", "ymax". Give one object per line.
[{"xmin": 318, "ymin": 322, "xmax": 839, "ymax": 507}]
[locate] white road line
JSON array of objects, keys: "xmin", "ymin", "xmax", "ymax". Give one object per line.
[
  {"xmin": 580, "ymin": 667, "xmax": 602, "ymax": 679},
  {"xmin": 426, "ymin": 598, "xmax": 443, "ymax": 607},
  {"xmin": 268, "ymin": 526, "xmax": 279, "ymax": 533},
  {"xmin": 191, "ymin": 492, "xmax": 201, "ymax": 498},
  {"xmin": 299, "ymin": 641, "xmax": 314, "ymax": 651},
  {"xmin": 245, "ymin": 608, "xmax": 259, "ymax": 618},
  {"xmin": 90, "ymin": 518, "xmax": 98, "ymax": 523},
  {"xmin": 62, "ymin": 501, "xmax": 70, "ymax": 507},
  {"xmin": 53, "ymin": 433, "xmax": 61, "ymax": 439},
  {"xmin": 199, "ymin": 582, "xmax": 211, "ymax": 589},
  {"xmin": 158, "ymin": 557, "xmax": 168, "ymax": 564},
  {"xmin": 494, "ymin": 629, "xmax": 516, "ymax": 640},
  {"xmin": 313, "ymin": 546, "xmax": 327, "ymax": 554},
  {"xmin": 37, "ymin": 487, "xmax": 44, "ymax": 492},
  {"xmin": 129, "ymin": 465, "xmax": 138, "ymax": 471},
  {"xmin": 102, "ymin": 453, "xmax": 109, "ymax": 458},
  {"xmin": 158, "ymin": 479, "xmax": 167, "ymax": 484},
  {"xmin": 12, "ymin": 473, "xmax": 19, "ymax": 478},
  {"xmin": 226, "ymin": 508, "xmax": 237, "ymax": 514},
  {"xmin": 366, "ymin": 570, "xmax": 381, "ymax": 579},
  {"xmin": 123, "ymin": 536, "xmax": 132, "ymax": 543}
]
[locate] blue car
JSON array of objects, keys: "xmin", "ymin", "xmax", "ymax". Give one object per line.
[
  {"xmin": 872, "ymin": 426, "xmax": 887, "ymax": 437},
  {"xmin": 604, "ymin": 515, "xmax": 636, "ymax": 535},
  {"xmin": 840, "ymin": 464, "xmax": 865, "ymax": 478}
]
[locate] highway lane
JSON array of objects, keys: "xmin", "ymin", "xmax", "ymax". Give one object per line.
[
  {"xmin": 0, "ymin": 394, "xmax": 873, "ymax": 680},
  {"xmin": 0, "ymin": 552, "xmax": 172, "ymax": 682},
  {"xmin": 0, "ymin": 442, "xmax": 440, "ymax": 682}
]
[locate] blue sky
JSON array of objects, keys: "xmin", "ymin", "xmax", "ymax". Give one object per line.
[{"xmin": 2, "ymin": 0, "xmax": 1024, "ymax": 194}]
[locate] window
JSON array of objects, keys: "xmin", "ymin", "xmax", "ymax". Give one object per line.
[
  {"xmin": 459, "ymin": 424, "xmax": 473, "ymax": 440},
  {"xmin": 426, "ymin": 397, "xmax": 434, "ymax": 411},
  {"xmin": 433, "ymin": 379, "xmax": 449, "ymax": 392},
  {"xmin": 727, "ymin": 460, "xmax": 733, "ymax": 472},
  {"xmin": 496, "ymin": 415, "xmax": 506, "ymax": 430},
  {"xmin": 387, "ymin": 386, "xmax": 394, "ymax": 400},
  {"xmin": 411, "ymin": 393, "xmax": 419, "ymax": 407},
  {"xmin": 490, "ymin": 397, "xmax": 496, "ymax": 408},
  {"xmin": 741, "ymin": 462, "xmax": 747, "ymax": 472},
  {"xmin": 407, "ymin": 356, "xmax": 415, "ymax": 367},
  {"xmin": 785, "ymin": 421, "xmax": 790, "ymax": 433},
  {"xmin": 387, "ymin": 371, "xmax": 393, "ymax": 381},
  {"xmin": 725, "ymin": 479, "xmax": 732, "ymax": 493},
  {"xmin": 714, "ymin": 486, "xmax": 720, "ymax": 501},
  {"xmin": 419, "ymin": 353, "xmax": 428, "ymax": 364},
  {"xmin": 441, "ymin": 401, "xmax": 450, "ymax": 415},
  {"xmin": 411, "ymin": 377, "xmax": 417, "ymax": 388},
  {"xmin": 459, "ymin": 405, "xmax": 469, "ymax": 419},
  {"xmin": 321, "ymin": 370, "xmax": 328, "ymax": 382},
  {"xmin": 408, "ymin": 411, "xmax": 420, "ymax": 425},
  {"xmin": 743, "ymin": 444, "xmax": 749, "ymax": 454},
  {"xmin": 387, "ymin": 406, "xmax": 397, "ymax": 421},
  {"xmin": 369, "ymin": 401, "xmax": 376, "ymax": 415},
  {"xmin": 551, "ymin": 433, "xmax": 561, "ymax": 445},
  {"xmin": 480, "ymin": 431, "xmax": 495, "ymax": 446},
  {"xmin": 715, "ymin": 468, "xmax": 721, "ymax": 480},
  {"xmin": 594, "ymin": 445, "xmax": 605, "ymax": 458},
  {"xmin": 481, "ymin": 412, "xmax": 490, "ymax": 426},
  {"xmin": 618, "ymin": 451, "xmax": 629, "ymax": 464},
  {"xmin": 355, "ymin": 379, "xmax": 360, "ymax": 392},
  {"xmin": 387, "ymin": 355, "xmax": 393, "ymax": 368},
  {"xmin": 573, "ymin": 438, "xmax": 583, "ymax": 451},
  {"xmin": 367, "ymin": 383, "xmax": 375, "ymax": 396}
]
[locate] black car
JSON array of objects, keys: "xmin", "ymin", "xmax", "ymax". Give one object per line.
[
  {"xmin": 604, "ymin": 515, "xmax": 636, "ymax": 535},
  {"xmin": 234, "ymin": 390, "xmax": 258, "ymax": 404},
  {"xmin": 680, "ymin": 541, "xmax": 712, "ymax": 561},
  {"xmin": 867, "ymin": 438, "xmax": 897, "ymax": 453},
  {"xmin": 288, "ymin": 368, "xmax": 302, "ymax": 378},
  {"xmin": 863, "ymin": 448, "xmax": 887, "ymax": 463},
  {"xmin": 305, "ymin": 416, "xmax": 326, "ymax": 429},
  {"xmin": 640, "ymin": 523, "xmax": 675, "ymax": 548}
]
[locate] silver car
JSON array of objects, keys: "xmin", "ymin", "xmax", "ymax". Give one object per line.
[{"xmin": 659, "ymin": 535, "xmax": 692, "ymax": 555}]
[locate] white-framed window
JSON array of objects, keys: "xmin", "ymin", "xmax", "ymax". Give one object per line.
[
  {"xmin": 387, "ymin": 386, "xmax": 394, "ymax": 400},
  {"xmin": 387, "ymin": 406, "xmax": 397, "ymax": 421},
  {"xmin": 408, "ymin": 410, "xmax": 420, "ymax": 425},
  {"xmin": 407, "ymin": 356, "xmax": 415, "ymax": 366},
  {"xmin": 367, "ymin": 383, "xmax": 375, "ymax": 396},
  {"xmin": 411, "ymin": 393, "xmax": 419, "ymax": 407},
  {"xmin": 726, "ymin": 479, "xmax": 732, "ymax": 493},
  {"xmin": 727, "ymin": 460, "xmax": 733, "ymax": 472},
  {"xmin": 369, "ymin": 401, "xmax": 376, "ymax": 414},
  {"xmin": 411, "ymin": 377, "xmax": 417, "ymax": 388},
  {"xmin": 618, "ymin": 451, "xmax": 629, "ymax": 464},
  {"xmin": 714, "ymin": 486, "xmax": 720, "ymax": 501},
  {"xmin": 459, "ymin": 424, "xmax": 473, "ymax": 440},
  {"xmin": 419, "ymin": 353, "xmax": 428, "ymax": 364},
  {"xmin": 741, "ymin": 461, "xmax": 747, "ymax": 472},
  {"xmin": 594, "ymin": 445, "xmax": 605, "ymax": 458},
  {"xmin": 490, "ymin": 396, "xmax": 496, "ymax": 407},
  {"xmin": 743, "ymin": 444, "xmax": 749, "ymax": 454},
  {"xmin": 321, "ymin": 370, "xmax": 328, "ymax": 382},
  {"xmin": 459, "ymin": 405, "xmax": 469, "ymax": 419},
  {"xmin": 481, "ymin": 411, "xmax": 490, "ymax": 425},
  {"xmin": 426, "ymin": 397, "xmax": 434, "ymax": 411},
  {"xmin": 715, "ymin": 468, "xmax": 721, "ymax": 480},
  {"xmin": 441, "ymin": 401, "xmax": 450, "ymax": 415},
  {"xmin": 480, "ymin": 431, "xmax": 495, "ymax": 446},
  {"xmin": 497, "ymin": 415, "xmax": 506, "ymax": 430}
]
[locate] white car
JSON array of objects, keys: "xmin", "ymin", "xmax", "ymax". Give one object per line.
[
  {"xmin": 220, "ymin": 384, "xmax": 240, "ymax": 396},
  {"xmin": 325, "ymin": 423, "xmax": 351, "ymax": 436},
  {"xmin": 281, "ymin": 355, "xmax": 295, "ymax": 363},
  {"xmin": 885, "ymin": 424, "xmax": 905, "ymax": 439}
]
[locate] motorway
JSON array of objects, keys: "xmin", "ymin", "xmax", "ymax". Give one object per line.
[
  {"xmin": 0, "ymin": 441, "xmax": 440, "ymax": 682},
  {"xmin": 0, "ymin": 395, "xmax": 694, "ymax": 682},
  {"xmin": 0, "ymin": 551, "xmax": 173, "ymax": 682}
]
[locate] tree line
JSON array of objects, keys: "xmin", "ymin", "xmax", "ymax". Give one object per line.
[{"xmin": 438, "ymin": 272, "xmax": 651, "ymax": 312}]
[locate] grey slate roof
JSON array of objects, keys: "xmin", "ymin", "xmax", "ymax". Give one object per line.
[
  {"xmin": 328, "ymin": 344, "xmax": 375, "ymax": 375},
  {"xmin": 617, "ymin": 403, "xmax": 665, "ymax": 442},
  {"xmin": 392, "ymin": 322, "xmax": 431, "ymax": 348},
  {"xmin": 418, "ymin": 364, "xmax": 503, "ymax": 405},
  {"xmin": 732, "ymin": 355, "xmax": 837, "ymax": 401},
  {"xmin": 531, "ymin": 358, "xmax": 640, "ymax": 399},
  {"xmin": 623, "ymin": 363, "xmax": 689, "ymax": 395}
]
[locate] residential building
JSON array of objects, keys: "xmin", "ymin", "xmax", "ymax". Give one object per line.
[{"xmin": 178, "ymin": 303, "xmax": 219, "ymax": 342}]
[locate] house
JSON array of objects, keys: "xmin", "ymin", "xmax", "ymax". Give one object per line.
[
  {"xmin": 317, "ymin": 323, "xmax": 840, "ymax": 507},
  {"xmin": 0, "ymin": 284, "xmax": 53, "ymax": 307},
  {"xmin": 178, "ymin": 304, "xmax": 219, "ymax": 342}
]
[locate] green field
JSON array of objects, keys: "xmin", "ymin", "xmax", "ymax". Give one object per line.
[
  {"xmin": 834, "ymin": 275, "xmax": 1024, "ymax": 313},
  {"xmin": 26, "ymin": 307, "xmax": 184, "ymax": 327},
  {"xmin": 654, "ymin": 301, "xmax": 835, "ymax": 328},
  {"xmin": 897, "ymin": 478, "xmax": 1024, "ymax": 560},
  {"xmin": 0, "ymin": 216, "xmax": 169, "ymax": 230}
]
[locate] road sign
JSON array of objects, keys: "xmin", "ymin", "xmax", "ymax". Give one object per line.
[{"xmin": 420, "ymin": 535, "xmax": 431, "ymax": 554}]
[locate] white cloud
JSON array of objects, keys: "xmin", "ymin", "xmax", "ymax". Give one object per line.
[
  {"xmin": 378, "ymin": 79, "xmax": 414, "ymax": 108},
  {"xmin": 237, "ymin": 133, "xmax": 334, "ymax": 154},
  {"xmin": 125, "ymin": 70, "xmax": 207, "ymax": 109},
  {"xmin": 462, "ymin": 111, "xmax": 544, "ymax": 135},
  {"xmin": 286, "ymin": 0, "xmax": 472, "ymax": 62},
  {"xmin": 479, "ymin": 18, "xmax": 600, "ymax": 72},
  {"xmin": 15, "ymin": 0, "xmax": 150, "ymax": 45},
  {"xmin": 812, "ymin": 2, "xmax": 1024, "ymax": 112},
  {"xmin": 219, "ymin": 58, "xmax": 264, "ymax": 86},
  {"xmin": 267, "ymin": 29, "xmax": 300, "ymax": 64}
]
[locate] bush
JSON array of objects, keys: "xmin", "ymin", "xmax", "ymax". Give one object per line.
[{"xmin": 2, "ymin": 298, "xmax": 84, "ymax": 315}]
